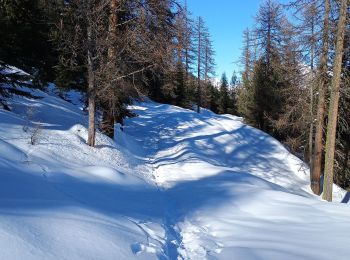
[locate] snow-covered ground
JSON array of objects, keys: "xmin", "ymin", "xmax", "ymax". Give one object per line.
[{"xmin": 0, "ymin": 84, "xmax": 349, "ymax": 260}]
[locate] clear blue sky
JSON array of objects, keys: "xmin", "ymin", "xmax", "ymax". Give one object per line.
[{"xmin": 186, "ymin": 0, "xmax": 287, "ymax": 81}]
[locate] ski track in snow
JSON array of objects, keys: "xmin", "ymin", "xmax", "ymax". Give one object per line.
[{"xmin": 0, "ymin": 85, "xmax": 349, "ymax": 259}]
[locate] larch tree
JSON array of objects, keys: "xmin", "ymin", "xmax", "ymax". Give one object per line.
[
  {"xmin": 322, "ymin": 0, "xmax": 349, "ymax": 202},
  {"xmin": 202, "ymin": 28, "xmax": 216, "ymax": 110},
  {"xmin": 304, "ymin": 2, "xmax": 318, "ymax": 168},
  {"xmin": 183, "ymin": 0, "xmax": 195, "ymax": 79},
  {"xmin": 194, "ymin": 16, "xmax": 205, "ymax": 113},
  {"xmin": 55, "ymin": 0, "xmax": 181, "ymax": 146},
  {"xmin": 194, "ymin": 16, "xmax": 203, "ymax": 113},
  {"xmin": 297, "ymin": 1, "xmax": 320, "ymax": 170},
  {"xmin": 311, "ymin": 0, "xmax": 330, "ymax": 195},
  {"xmin": 203, "ymin": 32, "xmax": 216, "ymax": 83},
  {"xmin": 53, "ymin": 0, "xmax": 113, "ymax": 147},
  {"xmin": 288, "ymin": 0, "xmax": 320, "ymax": 165},
  {"xmin": 237, "ymin": 28, "xmax": 254, "ymax": 118},
  {"xmin": 255, "ymin": 0, "xmax": 283, "ymax": 69},
  {"xmin": 100, "ymin": 0, "xmax": 119, "ymax": 139}
]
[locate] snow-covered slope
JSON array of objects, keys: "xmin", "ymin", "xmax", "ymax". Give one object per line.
[{"xmin": 0, "ymin": 85, "xmax": 349, "ymax": 260}]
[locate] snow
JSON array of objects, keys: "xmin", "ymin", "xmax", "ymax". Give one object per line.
[
  {"xmin": 0, "ymin": 65, "xmax": 30, "ymax": 76},
  {"xmin": 0, "ymin": 84, "xmax": 349, "ymax": 259}
]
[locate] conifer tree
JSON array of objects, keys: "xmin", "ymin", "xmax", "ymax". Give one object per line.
[
  {"xmin": 239, "ymin": 0, "xmax": 284, "ymax": 132},
  {"xmin": 219, "ymin": 73, "xmax": 229, "ymax": 114},
  {"xmin": 229, "ymin": 71, "xmax": 238, "ymax": 114},
  {"xmin": 0, "ymin": 0, "xmax": 56, "ymax": 85}
]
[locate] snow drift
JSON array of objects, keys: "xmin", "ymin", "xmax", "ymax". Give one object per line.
[{"xmin": 0, "ymin": 83, "xmax": 349, "ymax": 259}]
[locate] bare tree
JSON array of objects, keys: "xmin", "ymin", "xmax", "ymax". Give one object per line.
[
  {"xmin": 254, "ymin": 0, "xmax": 283, "ymax": 68},
  {"xmin": 323, "ymin": 0, "xmax": 349, "ymax": 202},
  {"xmin": 56, "ymin": 0, "xmax": 181, "ymax": 145},
  {"xmin": 311, "ymin": 0, "xmax": 330, "ymax": 195},
  {"xmin": 203, "ymin": 32, "xmax": 216, "ymax": 83},
  {"xmin": 194, "ymin": 16, "xmax": 204, "ymax": 113}
]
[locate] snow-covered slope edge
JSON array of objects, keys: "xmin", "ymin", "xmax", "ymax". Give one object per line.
[
  {"xmin": 0, "ymin": 85, "xmax": 349, "ymax": 260},
  {"xmin": 125, "ymin": 102, "xmax": 350, "ymax": 259},
  {"xmin": 0, "ymin": 87, "xmax": 169, "ymax": 259}
]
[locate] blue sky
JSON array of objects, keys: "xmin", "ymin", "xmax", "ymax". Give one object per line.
[
  {"xmin": 186, "ymin": 0, "xmax": 287, "ymax": 80},
  {"xmin": 186, "ymin": 0, "xmax": 263, "ymax": 80}
]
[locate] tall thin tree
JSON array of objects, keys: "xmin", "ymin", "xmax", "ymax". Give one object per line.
[
  {"xmin": 311, "ymin": 0, "xmax": 330, "ymax": 195},
  {"xmin": 322, "ymin": 0, "xmax": 349, "ymax": 202}
]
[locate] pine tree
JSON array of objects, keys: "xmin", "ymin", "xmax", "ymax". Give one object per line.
[
  {"xmin": 249, "ymin": 58, "xmax": 282, "ymax": 131},
  {"xmin": 228, "ymin": 71, "xmax": 238, "ymax": 114},
  {"xmin": 239, "ymin": 0, "xmax": 284, "ymax": 132},
  {"xmin": 0, "ymin": 0, "xmax": 57, "ymax": 85},
  {"xmin": 174, "ymin": 61, "xmax": 187, "ymax": 107},
  {"xmin": 219, "ymin": 73, "xmax": 229, "ymax": 114},
  {"xmin": 209, "ymin": 82, "xmax": 219, "ymax": 113}
]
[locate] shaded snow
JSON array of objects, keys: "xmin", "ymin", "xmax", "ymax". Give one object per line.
[{"xmin": 0, "ymin": 85, "xmax": 349, "ymax": 259}]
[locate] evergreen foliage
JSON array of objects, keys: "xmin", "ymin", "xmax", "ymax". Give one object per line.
[{"xmin": 218, "ymin": 73, "xmax": 229, "ymax": 114}]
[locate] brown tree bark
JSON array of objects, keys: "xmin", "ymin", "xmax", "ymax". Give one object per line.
[
  {"xmin": 311, "ymin": 0, "xmax": 330, "ymax": 195},
  {"xmin": 87, "ymin": 22, "xmax": 96, "ymax": 147},
  {"xmin": 197, "ymin": 17, "xmax": 202, "ymax": 113},
  {"xmin": 322, "ymin": 0, "xmax": 348, "ymax": 202},
  {"xmin": 308, "ymin": 11, "xmax": 316, "ymax": 170},
  {"xmin": 101, "ymin": 0, "xmax": 118, "ymax": 139}
]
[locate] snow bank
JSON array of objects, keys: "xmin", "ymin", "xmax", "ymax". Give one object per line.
[{"xmin": 0, "ymin": 84, "xmax": 349, "ymax": 260}]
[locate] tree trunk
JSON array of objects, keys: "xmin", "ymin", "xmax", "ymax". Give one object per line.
[
  {"xmin": 197, "ymin": 17, "xmax": 201, "ymax": 113},
  {"xmin": 101, "ymin": 0, "xmax": 118, "ymax": 139},
  {"xmin": 101, "ymin": 103, "xmax": 115, "ymax": 138},
  {"xmin": 309, "ymin": 81, "xmax": 314, "ymax": 166},
  {"xmin": 87, "ymin": 22, "xmax": 96, "ymax": 147},
  {"xmin": 266, "ymin": 0, "xmax": 271, "ymax": 69},
  {"xmin": 308, "ymin": 16, "xmax": 316, "ymax": 169},
  {"xmin": 322, "ymin": 0, "xmax": 348, "ymax": 202},
  {"xmin": 342, "ymin": 143, "xmax": 350, "ymax": 177},
  {"xmin": 311, "ymin": 0, "xmax": 330, "ymax": 195}
]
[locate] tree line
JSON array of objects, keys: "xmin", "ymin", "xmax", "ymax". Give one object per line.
[
  {"xmin": 236, "ymin": 0, "xmax": 349, "ymax": 201},
  {"xmin": 0, "ymin": 0, "xmax": 235, "ymax": 146},
  {"xmin": 2, "ymin": 0, "xmax": 348, "ymax": 201}
]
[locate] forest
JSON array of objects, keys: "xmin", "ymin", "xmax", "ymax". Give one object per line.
[
  {"xmin": 2, "ymin": 0, "xmax": 348, "ymax": 200},
  {"xmin": 0, "ymin": 0, "xmax": 350, "ymax": 259}
]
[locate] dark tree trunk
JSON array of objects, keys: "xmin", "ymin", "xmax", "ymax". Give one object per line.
[{"xmin": 101, "ymin": 106, "xmax": 115, "ymax": 138}]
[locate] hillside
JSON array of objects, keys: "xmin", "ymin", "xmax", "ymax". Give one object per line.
[{"xmin": 0, "ymin": 85, "xmax": 349, "ymax": 260}]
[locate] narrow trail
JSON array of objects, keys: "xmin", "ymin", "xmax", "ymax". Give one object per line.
[
  {"xmin": 139, "ymin": 112, "xmax": 184, "ymax": 260},
  {"xmin": 1, "ymin": 86, "xmax": 350, "ymax": 260},
  {"xmin": 123, "ymin": 102, "xmax": 350, "ymax": 260}
]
